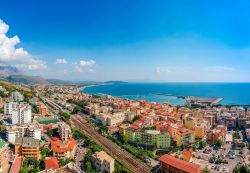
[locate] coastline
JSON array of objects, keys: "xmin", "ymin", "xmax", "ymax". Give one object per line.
[
  {"xmin": 80, "ymin": 83, "xmax": 250, "ymax": 106},
  {"xmin": 78, "ymin": 82, "xmax": 114, "ymax": 92}
]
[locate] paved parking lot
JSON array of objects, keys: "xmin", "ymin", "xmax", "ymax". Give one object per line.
[{"xmin": 193, "ymin": 142, "xmax": 246, "ymax": 173}]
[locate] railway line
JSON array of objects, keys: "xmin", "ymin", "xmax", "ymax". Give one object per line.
[{"xmin": 71, "ymin": 115, "xmax": 151, "ymax": 173}]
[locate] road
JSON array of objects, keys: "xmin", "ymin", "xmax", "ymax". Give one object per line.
[{"xmin": 71, "ymin": 114, "xmax": 151, "ymax": 173}]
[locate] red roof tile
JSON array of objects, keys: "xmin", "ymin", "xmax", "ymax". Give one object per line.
[
  {"xmin": 160, "ymin": 154, "xmax": 200, "ymax": 173},
  {"xmin": 9, "ymin": 157, "xmax": 22, "ymax": 173},
  {"xmin": 51, "ymin": 138, "xmax": 75, "ymax": 153},
  {"xmin": 45, "ymin": 157, "xmax": 59, "ymax": 170}
]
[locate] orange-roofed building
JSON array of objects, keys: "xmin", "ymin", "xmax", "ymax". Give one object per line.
[
  {"xmin": 45, "ymin": 157, "xmax": 59, "ymax": 170},
  {"xmin": 51, "ymin": 138, "xmax": 76, "ymax": 160},
  {"xmin": 168, "ymin": 123, "xmax": 178, "ymax": 141},
  {"xmin": 206, "ymin": 125, "xmax": 227, "ymax": 145},
  {"xmin": 39, "ymin": 105, "xmax": 48, "ymax": 116},
  {"xmin": 182, "ymin": 149, "xmax": 194, "ymax": 162},
  {"xmin": 176, "ymin": 128, "xmax": 195, "ymax": 146},
  {"xmin": 133, "ymin": 120, "xmax": 143, "ymax": 127},
  {"xmin": 119, "ymin": 124, "xmax": 131, "ymax": 137},
  {"xmin": 159, "ymin": 154, "xmax": 201, "ymax": 173}
]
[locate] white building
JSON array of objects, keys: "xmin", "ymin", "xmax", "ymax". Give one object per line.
[
  {"xmin": 4, "ymin": 102, "xmax": 18, "ymax": 115},
  {"xmin": 4, "ymin": 102, "xmax": 32, "ymax": 125},
  {"xmin": 58, "ymin": 122, "xmax": 72, "ymax": 141},
  {"xmin": 6, "ymin": 123, "xmax": 41, "ymax": 143},
  {"xmin": 11, "ymin": 91, "xmax": 24, "ymax": 102}
]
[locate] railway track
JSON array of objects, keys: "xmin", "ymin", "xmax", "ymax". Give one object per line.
[{"xmin": 71, "ymin": 115, "xmax": 151, "ymax": 173}]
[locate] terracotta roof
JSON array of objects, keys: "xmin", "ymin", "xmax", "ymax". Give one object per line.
[
  {"xmin": 51, "ymin": 138, "xmax": 75, "ymax": 153},
  {"xmin": 45, "ymin": 157, "xmax": 59, "ymax": 170},
  {"xmin": 9, "ymin": 157, "xmax": 22, "ymax": 173},
  {"xmin": 182, "ymin": 149, "xmax": 193, "ymax": 162},
  {"xmin": 160, "ymin": 154, "xmax": 200, "ymax": 173},
  {"xmin": 178, "ymin": 128, "xmax": 193, "ymax": 135}
]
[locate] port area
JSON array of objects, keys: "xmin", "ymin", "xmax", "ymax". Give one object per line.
[{"xmin": 185, "ymin": 96, "xmax": 223, "ymax": 106}]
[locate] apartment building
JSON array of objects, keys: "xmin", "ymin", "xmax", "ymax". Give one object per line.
[
  {"xmin": 176, "ymin": 128, "xmax": 195, "ymax": 146},
  {"xmin": 95, "ymin": 112, "xmax": 127, "ymax": 126},
  {"xmin": 51, "ymin": 139, "xmax": 76, "ymax": 160},
  {"xmin": 14, "ymin": 137, "xmax": 40, "ymax": 159},
  {"xmin": 0, "ymin": 139, "xmax": 10, "ymax": 173},
  {"xmin": 58, "ymin": 122, "xmax": 72, "ymax": 141},
  {"xmin": 207, "ymin": 125, "xmax": 227, "ymax": 145},
  {"xmin": 195, "ymin": 122, "xmax": 206, "ymax": 139},
  {"xmin": 36, "ymin": 102, "xmax": 48, "ymax": 116},
  {"xmin": 11, "ymin": 91, "xmax": 24, "ymax": 102},
  {"xmin": 119, "ymin": 124, "xmax": 131, "ymax": 137},
  {"xmin": 92, "ymin": 151, "xmax": 114, "ymax": 173},
  {"xmin": 6, "ymin": 123, "xmax": 41, "ymax": 143},
  {"xmin": 184, "ymin": 117, "xmax": 197, "ymax": 130},
  {"xmin": 167, "ymin": 123, "xmax": 178, "ymax": 141},
  {"xmin": 125, "ymin": 128, "xmax": 171, "ymax": 149},
  {"xmin": 4, "ymin": 102, "xmax": 32, "ymax": 125}
]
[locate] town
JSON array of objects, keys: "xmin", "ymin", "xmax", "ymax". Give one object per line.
[{"xmin": 0, "ymin": 81, "xmax": 250, "ymax": 173}]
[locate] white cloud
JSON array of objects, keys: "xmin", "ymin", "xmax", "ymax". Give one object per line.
[
  {"xmin": 156, "ymin": 67, "xmax": 171, "ymax": 74},
  {"xmin": 79, "ymin": 60, "xmax": 95, "ymax": 67},
  {"xmin": 55, "ymin": 58, "xmax": 67, "ymax": 64},
  {"xmin": 0, "ymin": 19, "xmax": 46, "ymax": 70},
  {"xmin": 74, "ymin": 59, "xmax": 96, "ymax": 73},
  {"xmin": 206, "ymin": 66, "xmax": 235, "ymax": 72}
]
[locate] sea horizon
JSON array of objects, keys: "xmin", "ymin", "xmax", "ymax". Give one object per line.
[{"xmin": 83, "ymin": 82, "xmax": 250, "ymax": 106}]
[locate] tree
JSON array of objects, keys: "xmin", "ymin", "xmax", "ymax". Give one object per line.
[
  {"xmin": 40, "ymin": 148, "xmax": 50, "ymax": 159},
  {"xmin": 61, "ymin": 112, "xmax": 70, "ymax": 120},
  {"xmin": 215, "ymin": 139, "xmax": 224, "ymax": 148},
  {"xmin": 115, "ymin": 161, "xmax": 132, "ymax": 173},
  {"xmin": 0, "ymin": 121, "xmax": 6, "ymax": 133},
  {"xmin": 233, "ymin": 164, "xmax": 250, "ymax": 173},
  {"xmin": 199, "ymin": 140, "xmax": 207, "ymax": 149},
  {"xmin": 72, "ymin": 129, "xmax": 86, "ymax": 139},
  {"xmin": 47, "ymin": 129, "xmax": 53, "ymax": 137},
  {"xmin": 202, "ymin": 168, "xmax": 211, "ymax": 173},
  {"xmin": 132, "ymin": 115, "xmax": 140, "ymax": 122},
  {"xmin": 72, "ymin": 105, "xmax": 81, "ymax": 114},
  {"xmin": 84, "ymin": 150, "xmax": 94, "ymax": 172}
]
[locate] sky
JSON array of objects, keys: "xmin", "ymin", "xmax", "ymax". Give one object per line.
[{"xmin": 0, "ymin": 0, "xmax": 250, "ymax": 82}]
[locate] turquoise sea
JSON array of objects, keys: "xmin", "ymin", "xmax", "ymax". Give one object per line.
[{"xmin": 83, "ymin": 83, "xmax": 250, "ymax": 106}]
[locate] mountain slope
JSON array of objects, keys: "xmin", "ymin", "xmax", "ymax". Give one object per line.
[
  {"xmin": 6, "ymin": 75, "xmax": 48, "ymax": 84},
  {"xmin": 0, "ymin": 66, "xmax": 20, "ymax": 78}
]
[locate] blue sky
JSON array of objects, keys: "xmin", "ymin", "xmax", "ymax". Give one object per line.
[{"xmin": 0, "ymin": 0, "xmax": 250, "ymax": 82}]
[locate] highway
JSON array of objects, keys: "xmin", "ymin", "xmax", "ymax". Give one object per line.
[{"xmin": 71, "ymin": 114, "xmax": 152, "ymax": 173}]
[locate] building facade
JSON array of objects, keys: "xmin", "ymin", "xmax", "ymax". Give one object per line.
[
  {"xmin": 4, "ymin": 102, "xmax": 32, "ymax": 125},
  {"xmin": 58, "ymin": 122, "xmax": 72, "ymax": 142},
  {"xmin": 92, "ymin": 151, "xmax": 114, "ymax": 173},
  {"xmin": 11, "ymin": 91, "xmax": 24, "ymax": 102},
  {"xmin": 14, "ymin": 137, "xmax": 40, "ymax": 159},
  {"xmin": 6, "ymin": 123, "xmax": 41, "ymax": 143},
  {"xmin": 176, "ymin": 128, "xmax": 195, "ymax": 146},
  {"xmin": 125, "ymin": 128, "xmax": 171, "ymax": 149},
  {"xmin": 51, "ymin": 139, "xmax": 76, "ymax": 160}
]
